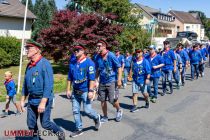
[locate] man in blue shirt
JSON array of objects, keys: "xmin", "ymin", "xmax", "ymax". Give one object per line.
[
  {"xmin": 66, "ymin": 44, "xmax": 101, "ymax": 137},
  {"xmin": 161, "ymin": 41, "xmax": 176, "ymax": 95},
  {"xmin": 198, "ymin": 44, "xmax": 207, "ymax": 77},
  {"xmin": 115, "ymin": 49, "xmax": 125, "ymax": 87},
  {"xmin": 189, "ymin": 44, "xmax": 202, "ymax": 80},
  {"xmin": 145, "ymin": 45, "xmax": 164, "ymax": 103},
  {"xmin": 176, "ymin": 43, "xmax": 190, "ymax": 86},
  {"xmin": 173, "ymin": 48, "xmax": 182, "ymax": 89},
  {"xmin": 129, "ymin": 49, "xmax": 151, "ymax": 112},
  {"xmin": 123, "ymin": 51, "xmax": 132, "ymax": 88},
  {"xmin": 207, "ymin": 43, "xmax": 210, "ymax": 67},
  {"xmin": 95, "ymin": 39, "xmax": 123, "ymax": 123},
  {"xmin": 20, "ymin": 40, "xmax": 65, "ymax": 140}
]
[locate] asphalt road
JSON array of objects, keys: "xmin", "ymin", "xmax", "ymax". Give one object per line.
[{"xmin": 0, "ymin": 68, "xmax": 210, "ymax": 140}]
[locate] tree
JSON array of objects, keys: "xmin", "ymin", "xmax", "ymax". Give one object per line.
[
  {"xmin": 21, "ymin": 0, "xmax": 34, "ymax": 13},
  {"xmin": 37, "ymin": 10, "xmax": 123, "ymax": 62},
  {"xmin": 32, "ymin": 0, "xmax": 51, "ymax": 40},
  {"xmin": 116, "ymin": 28, "xmax": 151, "ymax": 53},
  {"xmin": 48, "ymin": 0, "xmax": 57, "ymax": 20},
  {"xmin": 33, "ymin": 0, "xmax": 43, "ymax": 15},
  {"xmin": 67, "ymin": 0, "xmax": 138, "ymax": 23}
]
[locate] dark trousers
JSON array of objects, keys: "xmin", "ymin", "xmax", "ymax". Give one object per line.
[
  {"xmin": 27, "ymin": 100, "xmax": 63, "ymax": 138},
  {"xmin": 191, "ymin": 64, "xmax": 199, "ymax": 79}
]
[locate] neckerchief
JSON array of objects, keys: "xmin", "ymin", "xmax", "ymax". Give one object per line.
[{"xmin": 28, "ymin": 56, "xmax": 43, "ymax": 68}]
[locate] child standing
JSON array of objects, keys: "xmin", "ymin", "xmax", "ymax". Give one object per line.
[{"xmin": 1, "ymin": 71, "xmax": 21, "ymax": 117}]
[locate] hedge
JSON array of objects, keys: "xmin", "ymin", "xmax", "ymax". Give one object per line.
[
  {"xmin": 0, "ymin": 36, "xmax": 21, "ymax": 67},
  {"xmin": 0, "ymin": 48, "xmax": 12, "ymax": 68}
]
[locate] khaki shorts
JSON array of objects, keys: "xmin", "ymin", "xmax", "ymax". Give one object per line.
[{"xmin": 98, "ymin": 82, "xmax": 119, "ymax": 104}]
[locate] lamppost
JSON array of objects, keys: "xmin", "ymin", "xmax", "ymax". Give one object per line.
[
  {"xmin": 17, "ymin": 0, "xmax": 29, "ymax": 94},
  {"xmin": 150, "ymin": 18, "xmax": 158, "ymax": 45}
]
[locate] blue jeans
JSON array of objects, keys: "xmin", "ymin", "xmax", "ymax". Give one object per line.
[
  {"xmin": 173, "ymin": 69, "xmax": 180, "ymax": 85},
  {"xmin": 132, "ymin": 82, "xmax": 147, "ymax": 94},
  {"xmin": 162, "ymin": 70, "xmax": 173, "ymax": 93},
  {"xmin": 148, "ymin": 77, "xmax": 159, "ymax": 99},
  {"xmin": 71, "ymin": 92, "xmax": 99, "ymax": 130},
  {"xmin": 181, "ymin": 67, "xmax": 186, "ymax": 84},
  {"xmin": 191, "ymin": 64, "xmax": 199, "ymax": 79},
  {"xmin": 123, "ymin": 68, "xmax": 130, "ymax": 85},
  {"xmin": 27, "ymin": 100, "xmax": 63, "ymax": 138}
]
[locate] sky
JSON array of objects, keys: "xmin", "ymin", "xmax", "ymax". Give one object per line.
[{"xmin": 33, "ymin": 0, "xmax": 210, "ymax": 18}]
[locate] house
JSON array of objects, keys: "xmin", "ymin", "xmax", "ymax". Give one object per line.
[
  {"xmin": 168, "ymin": 10, "xmax": 204, "ymax": 40},
  {"xmin": 0, "ymin": 0, "xmax": 36, "ymax": 40},
  {"xmin": 134, "ymin": 4, "xmax": 176, "ymax": 38}
]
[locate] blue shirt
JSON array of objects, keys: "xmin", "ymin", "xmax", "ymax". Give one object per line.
[
  {"xmin": 4, "ymin": 80, "xmax": 16, "ymax": 97},
  {"xmin": 161, "ymin": 50, "xmax": 176, "ymax": 71},
  {"xmin": 116, "ymin": 55, "xmax": 125, "ymax": 67},
  {"xmin": 95, "ymin": 51, "xmax": 121, "ymax": 84},
  {"xmin": 92, "ymin": 53, "xmax": 98, "ymax": 62},
  {"xmin": 202, "ymin": 48, "xmax": 208, "ymax": 57},
  {"xmin": 124, "ymin": 55, "xmax": 132, "ymax": 68},
  {"xmin": 177, "ymin": 50, "xmax": 189, "ymax": 67},
  {"xmin": 184, "ymin": 47, "xmax": 191, "ymax": 54},
  {"xmin": 175, "ymin": 53, "xmax": 182, "ymax": 69},
  {"xmin": 132, "ymin": 59, "xmax": 151, "ymax": 85},
  {"xmin": 68, "ymin": 58, "xmax": 95, "ymax": 92},
  {"xmin": 208, "ymin": 45, "xmax": 210, "ymax": 55},
  {"xmin": 143, "ymin": 53, "xmax": 149, "ymax": 58},
  {"xmin": 145, "ymin": 54, "xmax": 164, "ymax": 78},
  {"xmin": 189, "ymin": 50, "xmax": 202, "ymax": 64},
  {"xmin": 22, "ymin": 57, "xmax": 54, "ymax": 106},
  {"xmin": 200, "ymin": 48, "xmax": 207, "ymax": 61},
  {"xmin": 69, "ymin": 54, "xmax": 76, "ymax": 63}
]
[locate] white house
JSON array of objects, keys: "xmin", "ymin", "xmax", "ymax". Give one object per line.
[
  {"xmin": 134, "ymin": 4, "xmax": 176, "ymax": 38},
  {"xmin": 168, "ymin": 10, "xmax": 204, "ymax": 40},
  {"xmin": 0, "ymin": 0, "xmax": 36, "ymax": 40}
]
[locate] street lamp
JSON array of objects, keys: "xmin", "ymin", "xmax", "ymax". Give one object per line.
[{"xmin": 17, "ymin": 0, "xmax": 29, "ymax": 94}]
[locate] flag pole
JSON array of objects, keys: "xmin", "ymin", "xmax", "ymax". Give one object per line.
[{"xmin": 17, "ymin": 0, "xmax": 29, "ymax": 94}]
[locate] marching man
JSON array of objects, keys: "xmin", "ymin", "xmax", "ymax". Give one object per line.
[{"xmin": 66, "ymin": 44, "xmax": 101, "ymax": 138}]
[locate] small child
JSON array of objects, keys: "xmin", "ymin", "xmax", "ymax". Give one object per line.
[{"xmin": 1, "ymin": 71, "xmax": 22, "ymax": 117}]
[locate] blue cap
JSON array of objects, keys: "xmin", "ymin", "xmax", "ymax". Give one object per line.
[{"xmin": 148, "ymin": 45, "xmax": 156, "ymax": 50}]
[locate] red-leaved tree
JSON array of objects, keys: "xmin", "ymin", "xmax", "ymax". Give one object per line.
[{"xmin": 38, "ymin": 10, "xmax": 123, "ymax": 62}]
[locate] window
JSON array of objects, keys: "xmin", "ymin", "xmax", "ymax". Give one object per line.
[
  {"xmin": 177, "ymin": 26, "xmax": 180, "ymax": 32},
  {"xmin": 186, "ymin": 26, "xmax": 190, "ymax": 31}
]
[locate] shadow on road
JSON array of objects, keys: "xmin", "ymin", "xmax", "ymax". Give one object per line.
[
  {"xmin": 59, "ymin": 95, "xmax": 68, "ymax": 99},
  {"xmin": 124, "ymin": 96, "xmax": 145, "ymax": 101},
  {"xmin": 53, "ymin": 118, "xmax": 96, "ymax": 132},
  {"xmin": 54, "ymin": 118, "xmax": 75, "ymax": 132}
]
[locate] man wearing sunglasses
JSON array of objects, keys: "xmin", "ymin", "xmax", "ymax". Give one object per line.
[
  {"xmin": 129, "ymin": 49, "xmax": 151, "ymax": 112},
  {"xmin": 145, "ymin": 45, "xmax": 164, "ymax": 103},
  {"xmin": 66, "ymin": 44, "xmax": 101, "ymax": 137},
  {"xmin": 95, "ymin": 39, "xmax": 123, "ymax": 123},
  {"xmin": 161, "ymin": 41, "xmax": 176, "ymax": 96}
]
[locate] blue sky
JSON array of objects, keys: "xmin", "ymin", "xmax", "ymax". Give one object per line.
[{"xmin": 33, "ymin": 0, "xmax": 210, "ymax": 17}]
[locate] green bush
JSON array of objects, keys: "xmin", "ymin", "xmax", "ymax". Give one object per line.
[
  {"xmin": 0, "ymin": 48, "xmax": 12, "ymax": 68},
  {"xmin": 0, "ymin": 36, "xmax": 21, "ymax": 66}
]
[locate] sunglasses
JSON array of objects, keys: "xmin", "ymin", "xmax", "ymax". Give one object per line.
[{"xmin": 73, "ymin": 49, "xmax": 82, "ymax": 52}]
